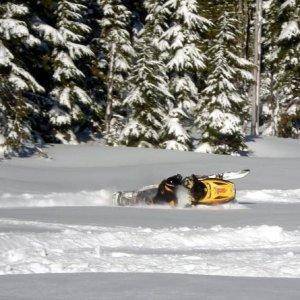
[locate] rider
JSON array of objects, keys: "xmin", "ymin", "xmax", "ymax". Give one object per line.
[
  {"xmin": 152, "ymin": 174, "xmax": 183, "ymax": 205},
  {"xmin": 153, "ymin": 174, "xmax": 208, "ymax": 206}
]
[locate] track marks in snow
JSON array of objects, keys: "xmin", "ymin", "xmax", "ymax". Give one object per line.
[
  {"xmin": 0, "ymin": 219, "xmax": 300, "ymax": 277},
  {"xmin": 0, "ymin": 189, "xmax": 300, "ymax": 209}
]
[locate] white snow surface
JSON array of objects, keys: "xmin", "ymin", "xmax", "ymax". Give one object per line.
[
  {"xmin": 238, "ymin": 189, "xmax": 300, "ymax": 204},
  {"xmin": 246, "ymin": 136, "xmax": 300, "ymax": 158},
  {"xmin": 0, "ymin": 219, "xmax": 299, "ymax": 278},
  {"xmin": 0, "ymin": 188, "xmax": 300, "ymax": 208},
  {"xmin": 0, "ymin": 137, "xmax": 299, "ymax": 298}
]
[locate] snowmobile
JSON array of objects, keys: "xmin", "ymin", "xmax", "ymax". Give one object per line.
[{"xmin": 114, "ymin": 169, "xmax": 250, "ymax": 207}]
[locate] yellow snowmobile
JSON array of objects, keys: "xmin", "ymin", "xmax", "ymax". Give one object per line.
[
  {"xmin": 151, "ymin": 174, "xmax": 235, "ymax": 206},
  {"xmin": 115, "ymin": 170, "xmax": 249, "ymax": 207}
]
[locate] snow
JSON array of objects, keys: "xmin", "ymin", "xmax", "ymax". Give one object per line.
[
  {"xmin": 246, "ymin": 136, "xmax": 300, "ymax": 158},
  {"xmin": 3, "ymin": 3, "xmax": 29, "ymax": 18},
  {"xmin": 32, "ymin": 22, "xmax": 64, "ymax": 46},
  {"xmin": 0, "ymin": 136, "xmax": 299, "ymax": 298},
  {"xmin": 278, "ymin": 20, "xmax": 300, "ymax": 41},
  {"xmin": 281, "ymin": 0, "xmax": 296, "ymax": 10},
  {"xmin": 0, "ymin": 44, "xmax": 13, "ymax": 66},
  {"xmin": 0, "ymin": 273, "xmax": 298, "ymax": 300},
  {"xmin": 0, "ymin": 188, "xmax": 299, "ymax": 208},
  {"xmin": 239, "ymin": 189, "xmax": 300, "ymax": 203},
  {"xmin": 195, "ymin": 142, "xmax": 214, "ymax": 154},
  {"xmin": 0, "ymin": 190, "xmax": 112, "ymax": 208},
  {"xmin": 165, "ymin": 114, "xmax": 189, "ymax": 142},
  {"xmin": 67, "ymin": 42, "xmax": 93, "ymax": 59},
  {"xmin": 0, "ymin": 219, "xmax": 299, "ymax": 277},
  {"xmin": 53, "ymin": 52, "xmax": 84, "ymax": 81},
  {"xmin": 0, "ymin": 19, "xmax": 29, "ymax": 39},
  {"xmin": 163, "ymin": 140, "xmax": 188, "ymax": 151},
  {"xmin": 10, "ymin": 63, "xmax": 44, "ymax": 92},
  {"xmin": 49, "ymin": 106, "xmax": 72, "ymax": 126}
]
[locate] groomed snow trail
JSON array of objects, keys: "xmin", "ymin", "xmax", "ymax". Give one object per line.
[{"xmin": 0, "ymin": 219, "xmax": 299, "ymax": 278}]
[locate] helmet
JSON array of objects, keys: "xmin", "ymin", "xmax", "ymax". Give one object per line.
[{"xmin": 165, "ymin": 174, "xmax": 183, "ymax": 186}]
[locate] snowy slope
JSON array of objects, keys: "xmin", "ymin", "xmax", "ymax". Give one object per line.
[
  {"xmin": 0, "ymin": 138, "xmax": 299, "ymax": 195},
  {"xmin": 246, "ymin": 136, "xmax": 300, "ymax": 158},
  {"xmin": 0, "ymin": 137, "xmax": 299, "ymax": 299}
]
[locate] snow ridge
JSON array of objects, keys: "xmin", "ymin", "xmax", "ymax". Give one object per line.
[
  {"xmin": 0, "ymin": 219, "xmax": 299, "ymax": 277},
  {"xmin": 0, "ymin": 189, "xmax": 300, "ymax": 208}
]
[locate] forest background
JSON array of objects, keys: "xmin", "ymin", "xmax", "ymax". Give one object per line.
[{"xmin": 0, "ymin": 0, "xmax": 299, "ymax": 156}]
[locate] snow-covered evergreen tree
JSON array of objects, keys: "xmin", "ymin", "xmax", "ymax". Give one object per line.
[
  {"xmin": 195, "ymin": 8, "xmax": 253, "ymax": 155},
  {"xmin": 275, "ymin": 0, "xmax": 299, "ymax": 136},
  {"xmin": 160, "ymin": 108, "xmax": 191, "ymax": 151},
  {"xmin": 0, "ymin": 2, "xmax": 44, "ymax": 155},
  {"xmin": 162, "ymin": 0, "xmax": 212, "ymax": 150},
  {"xmin": 97, "ymin": 0, "xmax": 135, "ymax": 144},
  {"xmin": 276, "ymin": 0, "xmax": 299, "ymax": 111},
  {"xmin": 48, "ymin": 0, "xmax": 94, "ymax": 144},
  {"xmin": 261, "ymin": 0, "xmax": 280, "ymax": 136},
  {"xmin": 263, "ymin": 0, "xmax": 299, "ymax": 137},
  {"xmin": 119, "ymin": 1, "xmax": 173, "ymax": 148}
]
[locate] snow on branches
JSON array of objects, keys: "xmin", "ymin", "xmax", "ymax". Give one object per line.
[
  {"xmin": 120, "ymin": 0, "xmax": 173, "ymax": 148},
  {"xmin": 195, "ymin": 9, "xmax": 253, "ymax": 155},
  {"xmin": 49, "ymin": 0, "xmax": 93, "ymax": 144},
  {"xmin": 0, "ymin": 2, "xmax": 44, "ymax": 155},
  {"xmin": 97, "ymin": 0, "xmax": 134, "ymax": 143}
]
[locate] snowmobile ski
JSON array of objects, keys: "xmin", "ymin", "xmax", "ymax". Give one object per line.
[{"xmin": 199, "ymin": 169, "xmax": 250, "ymax": 181}]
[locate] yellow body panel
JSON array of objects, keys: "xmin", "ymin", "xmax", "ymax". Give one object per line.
[{"xmin": 197, "ymin": 179, "xmax": 236, "ymax": 205}]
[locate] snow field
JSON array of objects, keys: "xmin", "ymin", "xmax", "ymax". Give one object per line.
[
  {"xmin": 0, "ymin": 140, "xmax": 299, "ymax": 298},
  {"xmin": 0, "ymin": 190, "xmax": 113, "ymax": 208},
  {"xmin": 0, "ymin": 219, "xmax": 299, "ymax": 278}
]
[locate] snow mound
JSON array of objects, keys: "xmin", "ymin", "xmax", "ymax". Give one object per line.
[
  {"xmin": 238, "ymin": 189, "xmax": 300, "ymax": 203},
  {"xmin": 0, "ymin": 219, "xmax": 299, "ymax": 277},
  {"xmin": 0, "ymin": 190, "xmax": 112, "ymax": 208}
]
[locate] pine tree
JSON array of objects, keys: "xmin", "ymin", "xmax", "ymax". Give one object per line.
[
  {"xmin": 162, "ymin": 0, "xmax": 212, "ymax": 150},
  {"xmin": 276, "ymin": 0, "xmax": 299, "ymax": 111},
  {"xmin": 0, "ymin": 1, "xmax": 44, "ymax": 155},
  {"xmin": 48, "ymin": 0, "xmax": 94, "ymax": 144},
  {"xmin": 263, "ymin": 0, "xmax": 299, "ymax": 137},
  {"xmin": 119, "ymin": 0, "xmax": 173, "ymax": 148},
  {"xmin": 160, "ymin": 108, "xmax": 190, "ymax": 151},
  {"xmin": 195, "ymin": 7, "xmax": 253, "ymax": 155},
  {"xmin": 97, "ymin": 0, "xmax": 135, "ymax": 144},
  {"xmin": 144, "ymin": 0, "xmax": 190, "ymax": 151},
  {"xmin": 261, "ymin": 0, "xmax": 280, "ymax": 136},
  {"xmin": 275, "ymin": 0, "xmax": 299, "ymax": 138}
]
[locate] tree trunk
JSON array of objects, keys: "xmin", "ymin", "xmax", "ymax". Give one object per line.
[
  {"xmin": 270, "ymin": 72, "xmax": 279, "ymax": 136},
  {"xmin": 105, "ymin": 43, "xmax": 116, "ymax": 136},
  {"xmin": 251, "ymin": 0, "xmax": 262, "ymax": 136},
  {"xmin": 238, "ymin": 0, "xmax": 245, "ymax": 57},
  {"xmin": 245, "ymin": 2, "xmax": 252, "ymax": 60}
]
